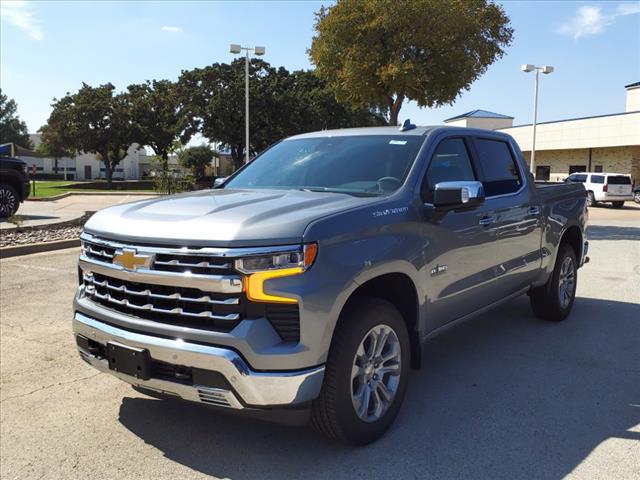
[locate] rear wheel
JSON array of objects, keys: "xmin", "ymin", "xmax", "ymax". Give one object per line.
[
  {"xmin": 311, "ymin": 297, "xmax": 410, "ymax": 445},
  {"xmin": 0, "ymin": 183, "xmax": 19, "ymax": 218},
  {"xmin": 530, "ymin": 244, "xmax": 578, "ymax": 322},
  {"xmin": 611, "ymin": 201, "xmax": 624, "ymax": 209},
  {"xmin": 634, "ymin": 192, "xmax": 640, "ymax": 204},
  {"xmin": 586, "ymin": 191, "xmax": 596, "ymax": 207}
]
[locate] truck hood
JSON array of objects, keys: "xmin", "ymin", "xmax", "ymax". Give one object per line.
[{"xmin": 84, "ymin": 188, "xmax": 380, "ymax": 247}]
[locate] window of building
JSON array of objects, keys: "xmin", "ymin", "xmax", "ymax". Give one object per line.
[
  {"xmin": 421, "ymin": 138, "xmax": 476, "ymax": 203},
  {"xmin": 594, "ymin": 165, "xmax": 603, "ymax": 173},
  {"xmin": 591, "ymin": 175, "xmax": 605, "ymax": 184},
  {"xmin": 473, "ymin": 138, "xmax": 522, "ymax": 196},
  {"xmin": 569, "ymin": 165, "xmax": 587, "ymax": 174},
  {"xmin": 535, "ymin": 166, "xmax": 551, "ymax": 181}
]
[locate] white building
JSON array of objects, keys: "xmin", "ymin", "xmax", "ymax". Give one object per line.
[
  {"xmin": 445, "ymin": 82, "xmax": 640, "ymax": 182},
  {"xmin": 22, "ymin": 134, "xmax": 148, "ymax": 180}
]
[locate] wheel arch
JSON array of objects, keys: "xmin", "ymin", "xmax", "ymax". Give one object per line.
[{"xmin": 338, "ymin": 272, "xmax": 422, "ymax": 369}]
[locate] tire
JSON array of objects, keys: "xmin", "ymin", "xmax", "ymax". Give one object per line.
[
  {"xmin": 530, "ymin": 244, "xmax": 578, "ymax": 322},
  {"xmin": 586, "ymin": 191, "xmax": 596, "ymax": 207},
  {"xmin": 0, "ymin": 183, "xmax": 19, "ymax": 218},
  {"xmin": 311, "ymin": 297, "xmax": 410, "ymax": 445},
  {"xmin": 634, "ymin": 192, "xmax": 640, "ymax": 204},
  {"xmin": 611, "ymin": 201, "xmax": 624, "ymax": 209}
]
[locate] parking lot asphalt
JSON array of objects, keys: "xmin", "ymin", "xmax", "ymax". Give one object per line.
[{"xmin": 1, "ymin": 209, "xmax": 638, "ymax": 480}]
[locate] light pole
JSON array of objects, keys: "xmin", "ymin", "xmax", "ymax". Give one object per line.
[
  {"xmin": 230, "ymin": 44, "xmax": 266, "ymax": 164},
  {"xmin": 521, "ymin": 64, "xmax": 554, "ymax": 178}
]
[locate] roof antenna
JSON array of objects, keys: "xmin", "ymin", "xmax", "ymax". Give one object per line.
[{"xmin": 399, "ymin": 118, "xmax": 416, "ymax": 132}]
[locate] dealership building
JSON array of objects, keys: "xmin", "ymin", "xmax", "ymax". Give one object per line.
[{"xmin": 445, "ymin": 82, "xmax": 640, "ymax": 182}]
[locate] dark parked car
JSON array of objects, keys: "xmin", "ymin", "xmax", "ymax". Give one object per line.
[{"xmin": 0, "ymin": 156, "xmax": 30, "ymax": 218}]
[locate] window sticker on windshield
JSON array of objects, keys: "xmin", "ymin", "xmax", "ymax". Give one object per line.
[{"xmin": 389, "ymin": 140, "xmax": 407, "ymax": 145}]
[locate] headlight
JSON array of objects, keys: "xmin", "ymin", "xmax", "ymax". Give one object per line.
[{"xmin": 237, "ymin": 243, "xmax": 318, "ymax": 304}]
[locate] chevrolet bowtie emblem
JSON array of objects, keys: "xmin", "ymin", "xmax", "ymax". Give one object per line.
[{"xmin": 113, "ymin": 249, "xmax": 154, "ymax": 271}]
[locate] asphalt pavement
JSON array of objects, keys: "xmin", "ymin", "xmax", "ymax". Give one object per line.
[{"xmin": 0, "ymin": 208, "xmax": 638, "ymax": 479}]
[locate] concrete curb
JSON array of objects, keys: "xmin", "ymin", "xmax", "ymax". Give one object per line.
[
  {"xmin": 27, "ymin": 191, "xmax": 158, "ymax": 202},
  {"xmin": 0, "ymin": 238, "xmax": 80, "ymax": 259}
]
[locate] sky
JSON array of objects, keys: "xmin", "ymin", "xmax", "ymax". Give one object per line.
[{"xmin": 1, "ymin": 0, "xmax": 639, "ymax": 137}]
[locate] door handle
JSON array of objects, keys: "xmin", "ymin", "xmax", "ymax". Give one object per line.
[
  {"xmin": 479, "ymin": 215, "xmax": 496, "ymax": 226},
  {"xmin": 528, "ymin": 206, "xmax": 541, "ymax": 216}
]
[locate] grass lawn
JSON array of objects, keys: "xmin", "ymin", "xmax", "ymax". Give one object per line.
[{"xmin": 30, "ymin": 180, "xmax": 153, "ymax": 198}]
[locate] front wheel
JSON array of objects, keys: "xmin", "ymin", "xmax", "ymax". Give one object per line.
[
  {"xmin": 586, "ymin": 191, "xmax": 596, "ymax": 207},
  {"xmin": 0, "ymin": 183, "xmax": 19, "ymax": 218},
  {"xmin": 530, "ymin": 244, "xmax": 578, "ymax": 321},
  {"xmin": 311, "ymin": 297, "xmax": 410, "ymax": 445},
  {"xmin": 634, "ymin": 192, "xmax": 640, "ymax": 204}
]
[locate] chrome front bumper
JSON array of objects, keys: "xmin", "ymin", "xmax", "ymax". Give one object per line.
[{"xmin": 73, "ymin": 312, "xmax": 324, "ymax": 409}]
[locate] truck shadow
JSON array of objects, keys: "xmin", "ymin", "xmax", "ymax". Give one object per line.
[
  {"xmin": 586, "ymin": 225, "xmax": 640, "ymax": 241},
  {"xmin": 118, "ymin": 296, "xmax": 640, "ymax": 480}
]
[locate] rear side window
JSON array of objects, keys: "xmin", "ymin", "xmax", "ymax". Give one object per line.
[
  {"xmin": 607, "ymin": 175, "xmax": 631, "ymax": 185},
  {"xmin": 473, "ymin": 139, "xmax": 522, "ymax": 196},
  {"xmin": 422, "ymin": 138, "xmax": 476, "ymax": 203},
  {"xmin": 591, "ymin": 175, "xmax": 605, "ymax": 184}
]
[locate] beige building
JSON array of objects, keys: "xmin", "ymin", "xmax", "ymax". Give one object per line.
[{"xmin": 445, "ymin": 82, "xmax": 640, "ymax": 183}]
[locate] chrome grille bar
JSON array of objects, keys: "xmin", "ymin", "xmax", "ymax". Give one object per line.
[
  {"xmin": 84, "ymin": 273, "xmax": 239, "ymax": 305},
  {"xmin": 154, "ymin": 259, "xmax": 232, "ymax": 270}
]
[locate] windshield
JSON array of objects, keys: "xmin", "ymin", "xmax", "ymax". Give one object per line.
[{"xmin": 225, "ymin": 135, "xmax": 423, "ymax": 195}]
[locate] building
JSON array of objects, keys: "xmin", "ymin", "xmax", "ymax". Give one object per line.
[
  {"xmin": 22, "ymin": 134, "xmax": 149, "ymax": 180},
  {"xmin": 445, "ymin": 83, "xmax": 640, "ymax": 182}
]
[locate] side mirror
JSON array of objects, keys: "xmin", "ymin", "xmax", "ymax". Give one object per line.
[
  {"xmin": 213, "ymin": 177, "xmax": 227, "ymax": 188},
  {"xmin": 432, "ymin": 181, "xmax": 485, "ymax": 209}
]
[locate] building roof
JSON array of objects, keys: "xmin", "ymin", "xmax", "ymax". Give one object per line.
[
  {"xmin": 624, "ymin": 81, "xmax": 640, "ymax": 89},
  {"xmin": 444, "ymin": 109, "xmax": 514, "ymax": 122},
  {"xmin": 499, "ymin": 110, "xmax": 638, "ymax": 129}
]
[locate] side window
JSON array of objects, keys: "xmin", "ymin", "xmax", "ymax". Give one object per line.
[
  {"xmin": 574, "ymin": 174, "xmax": 588, "ymax": 183},
  {"xmin": 421, "ymin": 138, "xmax": 476, "ymax": 203},
  {"xmin": 591, "ymin": 175, "xmax": 605, "ymax": 184},
  {"xmin": 473, "ymin": 138, "xmax": 522, "ymax": 196}
]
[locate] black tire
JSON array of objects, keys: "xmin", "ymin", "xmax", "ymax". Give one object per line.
[
  {"xmin": 634, "ymin": 192, "xmax": 640, "ymax": 204},
  {"xmin": 530, "ymin": 244, "xmax": 578, "ymax": 322},
  {"xmin": 0, "ymin": 183, "xmax": 19, "ymax": 218},
  {"xmin": 611, "ymin": 201, "xmax": 624, "ymax": 209},
  {"xmin": 311, "ymin": 297, "xmax": 410, "ymax": 445},
  {"xmin": 586, "ymin": 191, "xmax": 596, "ymax": 207}
]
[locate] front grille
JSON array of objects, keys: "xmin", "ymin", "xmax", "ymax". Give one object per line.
[
  {"xmin": 266, "ymin": 304, "xmax": 300, "ymax": 343},
  {"xmin": 81, "ymin": 237, "xmax": 235, "ymax": 276},
  {"xmin": 83, "ymin": 272, "xmax": 243, "ymax": 331}
]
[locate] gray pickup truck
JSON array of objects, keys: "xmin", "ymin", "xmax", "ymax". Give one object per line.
[{"xmin": 73, "ymin": 125, "xmax": 588, "ymax": 444}]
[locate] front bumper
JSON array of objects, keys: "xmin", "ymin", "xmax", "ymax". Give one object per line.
[{"xmin": 73, "ymin": 312, "xmax": 324, "ymax": 409}]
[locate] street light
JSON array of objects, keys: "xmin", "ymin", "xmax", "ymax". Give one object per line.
[
  {"xmin": 521, "ymin": 64, "xmax": 554, "ymax": 178},
  {"xmin": 230, "ymin": 44, "xmax": 266, "ymax": 164}
]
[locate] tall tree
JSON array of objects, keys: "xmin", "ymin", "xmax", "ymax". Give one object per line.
[
  {"xmin": 178, "ymin": 144, "xmax": 214, "ymax": 178},
  {"xmin": 0, "ymin": 89, "xmax": 32, "ymax": 148},
  {"xmin": 128, "ymin": 80, "xmax": 188, "ymax": 170},
  {"xmin": 179, "ymin": 60, "xmax": 385, "ymax": 171},
  {"xmin": 38, "ymin": 95, "xmax": 77, "ymax": 174},
  {"xmin": 309, "ymin": 0, "xmax": 513, "ymax": 126},
  {"xmin": 45, "ymin": 83, "xmax": 137, "ymax": 186}
]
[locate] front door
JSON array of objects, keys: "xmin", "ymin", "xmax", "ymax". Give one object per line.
[
  {"xmin": 419, "ymin": 137, "xmax": 500, "ymax": 330},
  {"xmin": 84, "ymin": 165, "xmax": 92, "ymax": 180}
]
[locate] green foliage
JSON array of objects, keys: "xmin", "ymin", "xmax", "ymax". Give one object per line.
[
  {"xmin": 309, "ymin": 0, "xmax": 513, "ymax": 125},
  {"xmin": 178, "ymin": 144, "xmax": 214, "ymax": 178},
  {"xmin": 0, "ymin": 89, "xmax": 32, "ymax": 148},
  {"xmin": 179, "ymin": 59, "xmax": 384, "ymax": 171},
  {"xmin": 43, "ymin": 83, "xmax": 137, "ymax": 186},
  {"xmin": 128, "ymin": 80, "xmax": 188, "ymax": 167}
]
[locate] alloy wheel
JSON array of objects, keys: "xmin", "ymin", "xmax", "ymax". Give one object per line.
[{"xmin": 558, "ymin": 256, "xmax": 576, "ymax": 309}]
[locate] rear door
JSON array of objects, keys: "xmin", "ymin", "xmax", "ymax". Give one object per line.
[
  {"xmin": 589, "ymin": 174, "xmax": 606, "ymax": 200},
  {"xmin": 419, "ymin": 136, "xmax": 500, "ymax": 329},
  {"xmin": 606, "ymin": 175, "xmax": 633, "ymax": 197},
  {"xmin": 471, "ymin": 136, "xmax": 544, "ymax": 294}
]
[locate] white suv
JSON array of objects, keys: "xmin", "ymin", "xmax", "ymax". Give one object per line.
[{"xmin": 565, "ymin": 172, "xmax": 634, "ymax": 208}]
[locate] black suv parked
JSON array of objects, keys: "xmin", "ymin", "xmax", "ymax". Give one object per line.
[{"xmin": 0, "ymin": 156, "xmax": 30, "ymax": 218}]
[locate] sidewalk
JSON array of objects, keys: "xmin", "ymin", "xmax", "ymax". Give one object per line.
[{"xmin": 0, "ymin": 194, "xmax": 157, "ymax": 230}]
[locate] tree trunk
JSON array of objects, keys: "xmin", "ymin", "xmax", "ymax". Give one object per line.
[
  {"xmin": 105, "ymin": 163, "xmax": 113, "ymax": 188},
  {"xmin": 232, "ymin": 144, "xmax": 244, "ymax": 172},
  {"xmin": 54, "ymin": 158, "xmax": 59, "ymax": 174},
  {"xmin": 388, "ymin": 94, "xmax": 405, "ymax": 127}
]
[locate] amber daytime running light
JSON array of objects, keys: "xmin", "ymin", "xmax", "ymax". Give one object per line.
[{"xmin": 237, "ymin": 243, "xmax": 318, "ymax": 303}]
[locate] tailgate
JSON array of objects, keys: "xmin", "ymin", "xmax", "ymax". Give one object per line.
[{"xmin": 606, "ymin": 176, "xmax": 632, "ymax": 195}]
